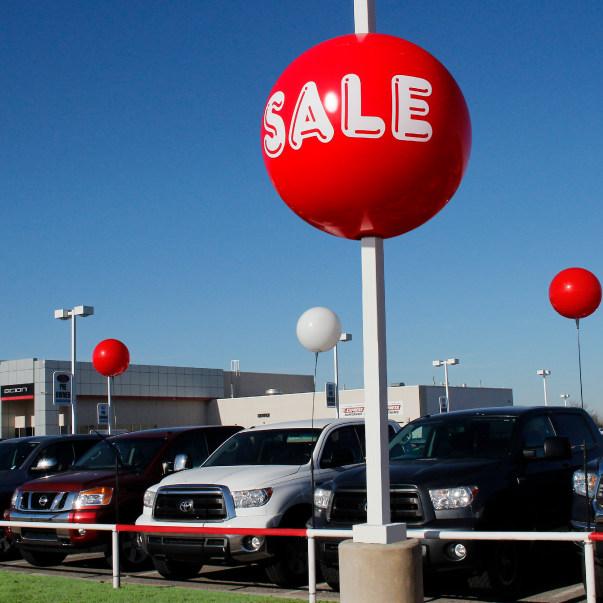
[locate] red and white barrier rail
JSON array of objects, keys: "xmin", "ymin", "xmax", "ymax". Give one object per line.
[{"xmin": 0, "ymin": 521, "xmax": 598, "ymax": 603}]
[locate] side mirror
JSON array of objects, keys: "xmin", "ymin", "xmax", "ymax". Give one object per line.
[
  {"xmin": 32, "ymin": 458, "xmax": 58, "ymax": 472},
  {"xmin": 173, "ymin": 454, "xmax": 190, "ymax": 472},
  {"xmin": 162, "ymin": 461, "xmax": 173, "ymax": 475},
  {"xmin": 544, "ymin": 436, "xmax": 572, "ymax": 461}
]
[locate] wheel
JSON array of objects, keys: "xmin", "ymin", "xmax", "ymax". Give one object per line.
[
  {"xmin": 319, "ymin": 562, "xmax": 340, "ymax": 591},
  {"xmin": 20, "ymin": 549, "xmax": 67, "ymax": 567},
  {"xmin": 0, "ymin": 532, "xmax": 19, "ymax": 560},
  {"xmin": 105, "ymin": 532, "xmax": 152, "ymax": 572},
  {"xmin": 152, "ymin": 557, "xmax": 203, "ymax": 581},
  {"xmin": 265, "ymin": 535, "xmax": 309, "ymax": 588},
  {"xmin": 581, "ymin": 556, "xmax": 603, "ymax": 602},
  {"xmin": 484, "ymin": 541, "xmax": 526, "ymax": 600}
]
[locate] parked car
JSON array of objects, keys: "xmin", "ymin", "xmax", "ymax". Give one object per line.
[
  {"xmin": 136, "ymin": 418, "xmax": 401, "ymax": 587},
  {"xmin": 313, "ymin": 406, "xmax": 602, "ymax": 598},
  {"xmin": 0, "ymin": 434, "xmax": 102, "ymax": 558},
  {"xmin": 571, "ymin": 452, "xmax": 603, "ymax": 600},
  {"xmin": 4, "ymin": 425, "xmax": 242, "ymax": 570}
]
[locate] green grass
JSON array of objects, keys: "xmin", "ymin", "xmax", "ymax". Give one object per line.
[{"xmin": 0, "ymin": 571, "xmax": 310, "ymax": 603}]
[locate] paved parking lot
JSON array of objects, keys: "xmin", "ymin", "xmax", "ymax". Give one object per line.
[{"xmin": 0, "ymin": 542, "xmax": 587, "ymax": 603}]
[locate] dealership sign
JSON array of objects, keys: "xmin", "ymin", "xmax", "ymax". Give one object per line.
[
  {"xmin": 53, "ymin": 372, "xmax": 72, "ymax": 405},
  {"xmin": 1, "ymin": 383, "xmax": 34, "ymax": 401},
  {"xmin": 342, "ymin": 403, "xmax": 403, "ymax": 419},
  {"xmin": 262, "ymin": 33, "xmax": 471, "ymax": 241}
]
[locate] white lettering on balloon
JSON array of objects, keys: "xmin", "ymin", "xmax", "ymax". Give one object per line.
[
  {"xmin": 263, "ymin": 91, "xmax": 286, "ymax": 158},
  {"xmin": 289, "ymin": 82, "xmax": 335, "ymax": 150},
  {"xmin": 391, "ymin": 75, "xmax": 433, "ymax": 142},
  {"xmin": 341, "ymin": 74, "xmax": 385, "ymax": 138}
]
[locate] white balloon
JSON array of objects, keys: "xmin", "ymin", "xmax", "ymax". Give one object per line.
[{"xmin": 296, "ymin": 307, "xmax": 342, "ymax": 353}]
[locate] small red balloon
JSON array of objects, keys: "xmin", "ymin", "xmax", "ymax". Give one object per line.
[
  {"xmin": 92, "ymin": 339, "xmax": 131, "ymax": 377},
  {"xmin": 261, "ymin": 33, "xmax": 472, "ymax": 240},
  {"xmin": 549, "ymin": 268, "xmax": 602, "ymax": 319}
]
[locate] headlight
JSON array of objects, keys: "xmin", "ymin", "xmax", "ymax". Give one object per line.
[
  {"xmin": 75, "ymin": 487, "xmax": 113, "ymax": 508},
  {"xmin": 314, "ymin": 487, "xmax": 332, "ymax": 510},
  {"xmin": 232, "ymin": 489, "xmax": 273, "ymax": 508},
  {"xmin": 429, "ymin": 486, "xmax": 476, "ymax": 510},
  {"xmin": 143, "ymin": 490, "xmax": 157, "ymax": 508},
  {"xmin": 10, "ymin": 489, "xmax": 19, "ymax": 509},
  {"xmin": 573, "ymin": 471, "xmax": 598, "ymax": 497}
]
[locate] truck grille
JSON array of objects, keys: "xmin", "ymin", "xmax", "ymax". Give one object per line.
[
  {"xmin": 19, "ymin": 492, "xmax": 64, "ymax": 511},
  {"xmin": 153, "ymin": 487, "xmax": 228, "ymax": 522},
  {"xmin": 330, "ymin": 486, "xmax": 424, "ymax": 525}
]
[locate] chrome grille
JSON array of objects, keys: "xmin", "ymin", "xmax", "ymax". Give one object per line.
[{"xmin": 153, "ymin": 486, "xmax": 228, "ymax": 522}]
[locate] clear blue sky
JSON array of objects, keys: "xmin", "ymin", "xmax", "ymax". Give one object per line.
[{"xmin": 2, "ymin": 0, "xmax": 602, "ymax": 410}]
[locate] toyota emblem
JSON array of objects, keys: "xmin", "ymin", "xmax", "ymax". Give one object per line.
[
  {"xmin": 39, "ymin": 496, "xmax": 48, "ymax": 507},
  {"xmin": 180, "ymin": 500, "xmax": 193, "ymax": 513}
]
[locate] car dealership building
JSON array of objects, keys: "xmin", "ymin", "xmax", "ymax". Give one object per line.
[{"xmin": 0, "ymin": 358, "xmax": 513, "ymax": 439}]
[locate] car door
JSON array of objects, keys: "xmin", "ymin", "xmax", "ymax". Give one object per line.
[
  {"xmin": 317, "ymin": 424, "xmax": 365, "ymax": 485},
  {"xmin": 517, "ymin": 413, "xmax": 567, "ymax": 530}
]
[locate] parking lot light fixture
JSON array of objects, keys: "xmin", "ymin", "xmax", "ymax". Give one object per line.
[
  {"xmin": 432, "ymin": 359, "xmax": 459, "ymax": 411},
  {"xmin": 537, "ymin": 370, "xmax": 551, "ymax": 406},
  {"xmin": 334, "ymin": 333, "xmax": 352, "ymax": 418},
  {"xmin": 561, "ymin": 394, "xmax": 570, "ymax": 407},
  {"xmin": 54, "ymin": 306, "xmax": 95, "ymax": 434}
]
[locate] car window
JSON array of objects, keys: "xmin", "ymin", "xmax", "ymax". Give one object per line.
[
  {"xmin": 164, "ymin": 431, "xmax": 210, "ymax": 470},
  {"xmin": 554, "ymin": 413, "xmax": 597, "ymax": 451},
  {"xmin": 73, "ymin": 437, "xmax": 167, "ymax": 470},
  {"xmin": 30, "ymin": 441, "xmax": 74, "ymax": 472},
  {"xmin": 73, "ymin": 439, "xmax": 100, "ymax": 461},
  {"xmin": 205, "ymin": 427, "xmax": 240, "ymax": 455},
  {"xmin": 0, "ymin": 440, "xmax": 39, "ymax": 471},
  {"xmin": 320, "ymin": 426, "xmax": 364, "ymax": 469},
  {"xmin": 522, "ymin": 415, "xmax": 556, "ymax": 458}
]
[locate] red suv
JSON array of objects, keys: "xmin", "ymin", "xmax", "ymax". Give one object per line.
[{"xmin": 4, "ymin": 425, "xmax": 241, "ymax": 570}]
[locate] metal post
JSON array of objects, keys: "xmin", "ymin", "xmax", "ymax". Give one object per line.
[
  {"xmin": 308, "ymin": 535, "xmax": 316, "ymax": 603},
  {"xmin": 354, "ymin": 0, "xmax": 376, "ymax": 33},
  {"xmin": 543, "ymin": 374, "xmax": 549, "ymax": 406},
  {"xmin": 361, "ymin": 237, "xmax": 390, "ymax": 527},
  {"xmin": 107, "ymin": 376, "xmax": 112, "ymax": 435},
  {"xmin": 585, "ymin": 540, "xmax": 596, "ymax": 603},
  {"xmin": 334, "ymin": 344, "xmax": 340, "ymax": 418},
  {"xmin": 71, "ymin": 312, "xmax": 77, "ymax": 434},
  {"xmin": 444, "ymin": 362, "xmax": 450, "ymax": 412},
  {"xmin": 112, "ymin": 529, "xmax": 120, "ymax": 588}
]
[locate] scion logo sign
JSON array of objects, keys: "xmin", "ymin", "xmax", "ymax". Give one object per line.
[{"xmin": 1, "ymin": 383, "xmax": 34, "ymax": 401}]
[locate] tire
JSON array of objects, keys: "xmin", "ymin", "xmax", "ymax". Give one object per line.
[
  {"xmin": 581, "ymin": 556, "xmax": 603, "ymax": 602},
  {"xmin": 484, "ymin": 541, "xmax": 526, "ymax": 600},
  {"xmin": 105, "ymin": 532, "xmax": 152, "ymax": 572},
  {"xmin": 265, "ymin": 535, "xmax": 309, "ymax": 588},
  {"xmin": 319, "ymin": 562, "xmax": 340, "ymax": 592},
  {"xmin": 20, "ymin": 549, "xmax": 67, "ymax": 567},
  {"xmin": 152, "ymin": 557, "xmax": 203, "ymax": 581},
  {"xmin": 0, "ymin": 532, "xmax": 19, "ymax": 561}
]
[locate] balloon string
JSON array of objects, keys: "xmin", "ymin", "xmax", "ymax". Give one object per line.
[
  {"xmin": 577, "ymin": 318, "xmax": 590, "ymax": 533},
  {"xmin": 310, "ymin": 351, "xmax": 318, "ymax": 530}
]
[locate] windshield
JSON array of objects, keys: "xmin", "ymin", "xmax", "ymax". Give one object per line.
[
  {"xmin": 389, "ymin": 417, "xmax": 516, "ymax": 461},
  {"xmin": 204, "ymin": 429, "xmax": 322, "ymax": 467},
  {"xmin": 73, "ymin": 437, "xmax": 167, "ymax": 471},
  {"xmin": 0, "ymin": 440, "xmax": 39, "ymax": 471}
]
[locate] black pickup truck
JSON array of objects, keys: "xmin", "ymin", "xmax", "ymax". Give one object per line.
[{"xmin": 314, "ymin": 406, "xmax": 602, "ymax": 598}]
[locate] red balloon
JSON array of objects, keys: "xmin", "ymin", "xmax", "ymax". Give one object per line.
[
  {"xmin": 549, "ymin": 268, "xmax": 602, "ymax": 319},
  {"xmin": 262, "ymin": 34, "xmax": 472, "ymax": 240},
  {"xmin": 92, "ymin": 339, "xmax": 131, "ymax": 377}
]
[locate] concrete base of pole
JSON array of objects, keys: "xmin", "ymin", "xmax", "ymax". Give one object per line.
[{"xmin": 339, "ymin": 539, "xmax": 423, "ymax": 603}]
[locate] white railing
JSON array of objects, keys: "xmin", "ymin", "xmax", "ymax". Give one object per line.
[{"xmin": 0, "ymin": 521, "xmax": 597, "ymax": 603}]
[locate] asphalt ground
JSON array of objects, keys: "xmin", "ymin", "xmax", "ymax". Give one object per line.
[{"xmin": 0, "ymin": 541, "xmax": 587, "ymax": 603}]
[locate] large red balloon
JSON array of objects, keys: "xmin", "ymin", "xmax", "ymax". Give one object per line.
[
  {"xmin": 549, "ymin": 268, "xmax": 602, "ymax": 319},
  {"xmin": 262, "ymin": 34, "xmax": 472, "ymax": 240},
  {"xmin": 92, "ymin": 339, "xmax": 131, "ymax": 377}
]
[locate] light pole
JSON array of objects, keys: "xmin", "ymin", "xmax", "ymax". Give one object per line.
[
  {"xmin": 334, "ymin": 333, "xmax": 352, "ymax": 418},
  {"xmin": 537, "ymin": 370, "xmax": 550, "ymax": 406},
  {"xmin": 433, "ymin": 359, "xmax": 459, "ymax": 411},
  {"xmin": 561, "ymin": 393, "xmax": 570, "ymax": 407},
  {"xmin": 54, "ymin": 306, "xmax": 94, "ymax": 434}
]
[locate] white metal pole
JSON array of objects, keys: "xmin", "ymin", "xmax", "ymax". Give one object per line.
[
  {"xmin": 354, "ymin": 0, "xmax": 376, "ymax": 33},
  {"xmin": 444, "ymin": 362, "xmax": 450, "ymax": 412},
  {"xmin": 543, "ymin": 375, "xmax": 548, "ymax": 406},
  {"xmin": 334, "ymin": 344, "xmax": 340, "ymax": 418},
  {"xmin": 112, "ymin": 529, "xmax": 120, "ymax": 588},
  {"xmin": 108, "ymin": 376, "xmax": 112, "ymax": 435},
  {"xmin": 361, "ymin": 237, "xmax": 390, "ymax": 527},
  {"xmin": 71, "ymin": 312, "xmax": 77, "ymax": 434},
  {"xmin": 585, "ymin": 540, "xmax": 596, "ymax": 603},
  {"xmin": 308, "ymin": 535, "xmax": 316, "ymax": 603}
]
